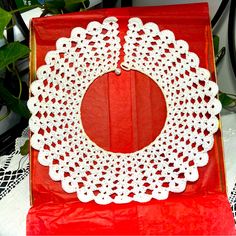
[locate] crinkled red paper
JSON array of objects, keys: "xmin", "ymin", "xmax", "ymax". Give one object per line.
[{"xmin": 27, "ymin": 3, "xmax": 236, "ymax": 235}]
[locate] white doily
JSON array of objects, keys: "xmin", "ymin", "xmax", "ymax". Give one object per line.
[{"xmin": 28, "ymin": 17, "xmax": 221, "ymax": 204}]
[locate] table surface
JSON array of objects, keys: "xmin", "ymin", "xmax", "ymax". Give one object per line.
[{"xmin": 0, "ymin": 113, "xmax": 236, "ymax": 236}]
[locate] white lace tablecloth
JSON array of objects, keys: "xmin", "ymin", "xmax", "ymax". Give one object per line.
[{"xmin": 0, "ymin": 113, "xmax": 236, "ymax": 235}]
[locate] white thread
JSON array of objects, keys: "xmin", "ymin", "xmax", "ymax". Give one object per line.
[{"xmin": 28, "ymin": 17, "xmax": 221, "ymax": 204}]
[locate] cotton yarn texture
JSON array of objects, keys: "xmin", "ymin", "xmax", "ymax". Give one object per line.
[{"xmin": 28, "ymin": 17, "xmax": 221, "ymax": 204}]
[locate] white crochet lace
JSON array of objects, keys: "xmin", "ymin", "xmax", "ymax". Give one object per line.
[
  {"xmin": 0, "ymin": 128, "xmax": 29, "ymax": 200},
  {"xmin": 28, "ymin": 17, "xmax": 221, "ymax": 204}
]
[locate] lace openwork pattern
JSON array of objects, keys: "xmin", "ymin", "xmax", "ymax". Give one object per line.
[
  {"xmin": 0, "ymin": 128, "xmax": 29, "ymax": 200},
  {"xmin": 28, "ymin": 17, "xmax": 221, "ymax": 204}
]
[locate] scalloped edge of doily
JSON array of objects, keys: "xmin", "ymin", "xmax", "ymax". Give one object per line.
[{"xmin": 28, "ymin": 16, "xmax": 222, "ymax": 205}]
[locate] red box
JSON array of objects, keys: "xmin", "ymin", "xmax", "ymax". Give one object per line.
[{"xmin": 27, "ymin": 3, "xmax": 235, "ymax": 234}]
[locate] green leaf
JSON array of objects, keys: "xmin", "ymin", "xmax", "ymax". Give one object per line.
[
  {"xmin": 20, "ymin": 139, "xmax": 29, "ymax": 155},
  {"xmin": 0, "ymin": 42, "xmax": 30, "ymax": 70},
  {"xmin": 84, "ymin": 0, "xmax": 90, "ymax": 8},
  {"xmin": 0, "ymin": 80, "xmax": 31, "ymax": 118},
  {"xmin": 215, "ymin": 47, "xmax": 226, "ymax": 66},
  {"xmin": 0, "ymin": 8, "xmax": 12, "ymax": 39},
  {"xmin": 45, "ymin": 0, "xmax": 65, "ymax": 11},
  {"xmin": 213, "ymin": 35, "xmax": 219, "ymax": 55},
  {"xmin": 64, "ymin": 0, "xmax": 90, "ymax": 12},
  {"xmin": 219, "ymin": 93, "xmax": 235, "ymax": 107}
]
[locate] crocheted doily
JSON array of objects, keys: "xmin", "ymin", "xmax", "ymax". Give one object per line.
[{"xmin": 28, "ymin": 17, "xmax": 221, "ymax": 204}]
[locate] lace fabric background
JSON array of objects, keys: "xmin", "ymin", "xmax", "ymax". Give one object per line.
[
  {"xmin": 222, "ymin": 113, "xmax": 236, "ymax": 224},
  {"xmin": 229, "ymin": 185, "xmax": 236, "ymax": 224},
  {"xmin": 0, "ymin": 128, "xmax": 29, "ymax": 200}
]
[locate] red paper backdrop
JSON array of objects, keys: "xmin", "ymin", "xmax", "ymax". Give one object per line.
[
  {"xmin": 27, "ymin": 3, "xmax": 235, "ymax": 235},
  {"xmin": 81, "ymin": 70, "xmax": 167, "ymax": 153}
]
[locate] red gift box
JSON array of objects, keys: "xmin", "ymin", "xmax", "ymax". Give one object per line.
[{"xmin": 27, "ymin": 3, "xmax": 235, "ymax": 234}]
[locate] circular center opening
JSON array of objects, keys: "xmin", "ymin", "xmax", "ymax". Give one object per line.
[{"xmin": 81, "ymin": 70, "xmax": 167, "ymax": 153}]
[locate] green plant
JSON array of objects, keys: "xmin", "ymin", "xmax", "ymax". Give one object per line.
[
  {"xmin": 0, "ymin": 7, "xmax": 31, "ymax": 119},
  {"xmin": 0, "ymin": 0, "xmax": 89, "ymax": 121},
  {"xmin": 0, "ymin": 0, "xmax": 89, "ymax": 154},
  {"xmin": 40, "ymin": 0, "xmax": 90, "ymax": 15},
  {"xmin": 213, "ymin": 35, "xmax": 236, "ymax": 110}
]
